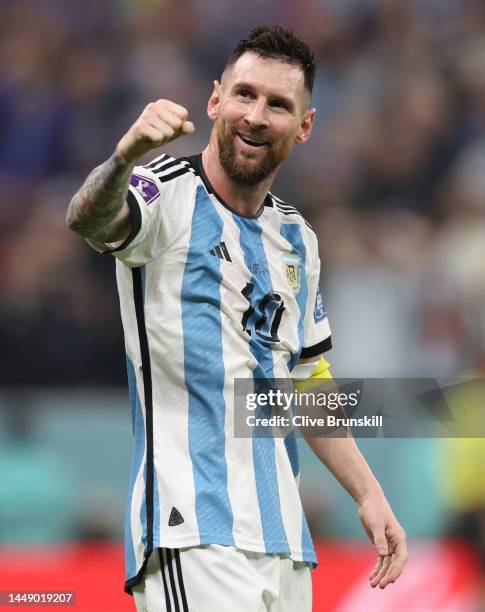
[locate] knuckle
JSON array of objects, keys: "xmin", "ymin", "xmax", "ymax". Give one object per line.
[
  {"xmin": 139, "ymin": 126, "xmax": 152, "ymax": 140},
  {"xmin": 139, "ymin": 111, "xmax": 150, "ymax": 126},
  {"xmin": 133, "ymin": 124, "xmax": 144, "ymax": 138}
]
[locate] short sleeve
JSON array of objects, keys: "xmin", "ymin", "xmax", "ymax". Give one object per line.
[
  {"xmin": 300, "ymin": 234, "xmax": 332, "ymax": 359},
  {"xmin": 86, "ymin": 156, "xmax": 194, "ymax": 267}
]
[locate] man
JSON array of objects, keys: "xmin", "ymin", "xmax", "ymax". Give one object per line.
[{"xmin": 67, "ymin": 26, "xmax": 407, "ymax": 612}]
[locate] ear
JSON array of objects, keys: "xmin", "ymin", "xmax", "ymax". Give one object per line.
[
  {"xmin": 207, "ymin": 80, "xmax": 221, "ymax": 121},
  {"xmin": 295, "ymin": 107, "xmax": 316, "ymax": 145}
]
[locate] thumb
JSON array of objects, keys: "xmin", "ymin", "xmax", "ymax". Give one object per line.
[
  {"xmin": 181, "ymin": 121, "xmax": 195, "ymax": 134},
  {"xmin": 373, "ymin": 529, "xmax": 389, "ymax": 556}
]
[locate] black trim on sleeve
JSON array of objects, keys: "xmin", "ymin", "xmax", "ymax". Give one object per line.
[
  {"xmin": 147, "ymin": 156, "xmax": 178, "ymax": 172},
  {"xmin": 157, "ymin": 166, "xmax": 191, "ymax": 183},
  {"xmin": 103, "ymin": 190, "xmax": 142, "ymax": 254},
  {"xmin": 300, "ymin": 336, "xmax": 332, "ymax": 359}
]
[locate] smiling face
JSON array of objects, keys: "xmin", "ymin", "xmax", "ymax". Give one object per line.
[{"xmin": 207, "ymin": 52, "xmax": 316, "ymax": 185}]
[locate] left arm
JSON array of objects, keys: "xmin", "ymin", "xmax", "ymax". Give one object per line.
[
  {"xmin": 304, "ymin": 433, "xmax": 407, "ymax": 589},
  {"xmin": 295, "ymin": 356, "xmax": 408, "ymax": 589}
]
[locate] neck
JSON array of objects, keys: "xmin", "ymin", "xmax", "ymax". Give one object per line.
[{"xmin": 201, "ymin": 140, "xmax": 276, "ymax": 217}]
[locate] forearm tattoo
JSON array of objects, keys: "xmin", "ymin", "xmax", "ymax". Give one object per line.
[{"xmin": 66, "ymin": 153, "xmax": 133, "ymax": 241}]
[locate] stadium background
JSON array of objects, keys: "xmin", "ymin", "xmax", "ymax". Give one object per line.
[{"xmin": 1, "ymin": 0, "xmax": 485, "ymax": 609}]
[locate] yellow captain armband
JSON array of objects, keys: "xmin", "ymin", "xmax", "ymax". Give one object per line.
[{"xmin": 292, "ymin": 355, "xmax": 332, "ymax": 393}]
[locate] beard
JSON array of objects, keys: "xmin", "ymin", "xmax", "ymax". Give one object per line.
[{"xmin": 217, "ymin": 123, "xmax": 290, "ymax": 186}]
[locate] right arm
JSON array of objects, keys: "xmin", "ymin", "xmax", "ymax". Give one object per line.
[
  {"xmin": 65, "ymin": 153, "xmax": 134, "ymax": 244},
  {"xmin": 66, "ymin": 99, "xmax": 194, "ymax": 244}
]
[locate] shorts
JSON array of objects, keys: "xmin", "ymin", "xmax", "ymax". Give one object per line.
[{"xmin": 132, "ymin": 544, "xmax": 312, "ymax": 612}]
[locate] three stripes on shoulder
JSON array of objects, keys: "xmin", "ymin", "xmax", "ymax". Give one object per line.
[{"xmin": 144, "ymin": 155, "xmax": 195, "ymax": 183}]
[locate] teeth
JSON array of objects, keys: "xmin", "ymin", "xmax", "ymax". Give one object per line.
[{"xmin": 240, "ymin": 135, "xmax": 265, "ymax": 146}]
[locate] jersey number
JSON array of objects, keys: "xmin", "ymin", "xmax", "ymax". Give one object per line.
[{"xmin": 241, "ymin": 282, "xmax": 285, "ymax": 343}]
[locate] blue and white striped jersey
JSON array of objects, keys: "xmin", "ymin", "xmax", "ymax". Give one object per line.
[{"xmin": 89, "ymin": 153, "xmax": 331, "ymax": 592}]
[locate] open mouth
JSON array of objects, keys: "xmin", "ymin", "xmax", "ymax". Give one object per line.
[{"xmin": 237, "ymin": 134, "xmax": 269, "ymax": 148}]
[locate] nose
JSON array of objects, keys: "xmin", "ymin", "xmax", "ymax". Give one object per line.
[{"xmin": 244, "ymin": 98, "xmax": 269, "ymax": 129}]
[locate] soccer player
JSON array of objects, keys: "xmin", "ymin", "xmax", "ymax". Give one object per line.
[{"xmin": 66, "ymin": 26, "xmax": 407, "ymax": 612}]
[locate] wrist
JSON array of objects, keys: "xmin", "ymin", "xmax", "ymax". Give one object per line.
[
  {"xmin": 355, "ymin": 481, "xmax": 385, "ymax": 505},
  {"xmin": 114, "ymin": 135, "xmax": 140, "ymax": 166},
  {"xmin": 113, "ymin": 146, "xmax": 132, "ymax": 166}
]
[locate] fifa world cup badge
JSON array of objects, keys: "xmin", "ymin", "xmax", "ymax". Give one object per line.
[{"xmin": 282, "ymin": 253, "xmax": 301, "ymax": 293}]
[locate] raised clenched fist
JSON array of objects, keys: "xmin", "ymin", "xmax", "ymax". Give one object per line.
[{"xmin": 115, "ymin": 99, "xmax": 195, "ymax": 164}]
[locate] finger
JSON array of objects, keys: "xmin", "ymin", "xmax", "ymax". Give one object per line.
[
  {"xmin": 372, "ymin": 529, "xmax": 389, "ymax": 556},
  {"xmin": 379, "ymin": 562, "xmax": 404, "ymax": 588},
  {"xmin": 150, "ymin": 118, "xmax": 193, "ymax": 141},
  {"xmin": 369, "ymin": 555, "xmax": 383, "ymax": 580},
  {"xmin": 181, "ymin": 121, "xmax": 195, "ymax": 134},
  {"xmin": 141, "ymin": 119, "xmax": 183, "ymax": 145},
  {"xmin": 370, "ymin": 554, "xmax": 391, "ymax": 588},
  {"xmin": 379, "ymin": 542, "xmax": 408, "ymax": 588},
  {"xmin": 371, "ymin": 555, "xmax": 391, "ymax": 588},
  {"xmin": 154, "ymin": 99, "xmax": 189, "ymax": 121},
  {"xmin": 164, "ymin": 100, "xmax": 189, "ymax": 120},
  {"xmin": 149, "ymin": 107, "xmax": 186, "ymax": 132},
  {"xmin": 138, "ymin": 125, "xmax": 169, "ymax": 147},
  {"xmin": 378, "ymin": 554, "xmax": 397, "ymax": 588}
]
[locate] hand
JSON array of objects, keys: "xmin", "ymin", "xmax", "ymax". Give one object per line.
[
  {"xmin": 115, "ymin": 99, "xmax": 195, "ymax": 165},
  {"xmin": 357, "ymin": 491, "xmax": 407, "ymax": 589}
]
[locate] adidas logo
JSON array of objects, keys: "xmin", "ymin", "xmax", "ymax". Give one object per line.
[
  {"xmin": 209, "ymin": 241, "xmax": 232, "ymax": 262},
  {"xmin": 168, "ymin": 507, "xmax": 184, "ymax": 527}
]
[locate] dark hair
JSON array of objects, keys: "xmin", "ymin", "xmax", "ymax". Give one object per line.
[{"xmin": 225, "ymin": 25, "xmax": 316, "ymax": 94}]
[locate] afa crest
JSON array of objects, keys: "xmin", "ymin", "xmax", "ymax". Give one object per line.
[{"xmin": 282, "ymin": 253, "xmax": 301, "ymax": 293}]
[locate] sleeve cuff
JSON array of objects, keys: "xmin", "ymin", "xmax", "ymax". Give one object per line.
[
  {"xmin": 300, "ymin": 336, "xmax": 332, "ymax": 359},
  {"xmin": 102, "ymin": 190, "xmax": 142, "ymax": 254}
]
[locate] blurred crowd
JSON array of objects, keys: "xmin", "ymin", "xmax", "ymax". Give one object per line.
[
  {"xmin": 1, "ymin": 0, "xmax": 485, "ymax": 384},
  {"xmin": 1, "ymin": 0, "xmax": 485, "ymax": 385}
]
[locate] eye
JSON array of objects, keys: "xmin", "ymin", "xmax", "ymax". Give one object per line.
[
  {"xmin": 269, "ymin": 99, "xmax": 289, "ymax": 110},
  {"xmin": 237, "ymin": 89, "xmax": 253, "ymax": 99}
]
